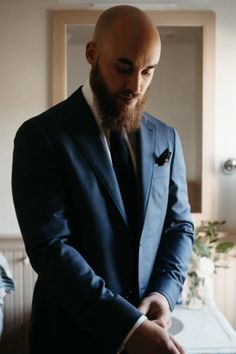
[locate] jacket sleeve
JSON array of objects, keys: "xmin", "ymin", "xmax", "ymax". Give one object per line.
[
  {"xmin": 147, "ymin": 128, "xmax": 194, "ymax": 310},
  {"xmin": 11, "ymin": 120, "xmax": 142, "ymax": 353}
]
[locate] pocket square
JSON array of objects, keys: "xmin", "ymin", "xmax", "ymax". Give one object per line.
[{"xmin": 155, "ymin": 148, "xmax": 171, "ymax": 166}]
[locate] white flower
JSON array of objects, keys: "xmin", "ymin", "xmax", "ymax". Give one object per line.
[{"xmin": 196, "ymin": 257, "xmax": 215, "ymax": 278}]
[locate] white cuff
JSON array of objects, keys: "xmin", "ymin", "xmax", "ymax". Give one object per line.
[{"xmin": 117, "ymin": 314, "xmax": 147, "ymax": 353}]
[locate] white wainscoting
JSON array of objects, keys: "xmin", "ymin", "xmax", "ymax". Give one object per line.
[
  {"xmin": 214, "ymin": 254, "xmax": 236, "ymax": 330},
  {"xmin": 0, "ymin": 237, "xmax": 235, "ymax": 354},
  {"xmin": 0, "ymin": 238, "xmax": 36, "ymax": 354}
]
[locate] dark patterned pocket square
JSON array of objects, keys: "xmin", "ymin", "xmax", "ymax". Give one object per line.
[{"xmin": 155, "ymin": 148, "xmax": 172, "ymax": 166}]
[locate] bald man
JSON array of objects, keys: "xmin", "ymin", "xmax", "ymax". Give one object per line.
[{"xmin": 12, "ymin": 5, "xmax": 194, "ymax": 354}]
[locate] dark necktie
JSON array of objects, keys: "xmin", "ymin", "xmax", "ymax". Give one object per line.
[{"xmin": 110, "ymin": 131, "xmax": 137, "ymax": 233}]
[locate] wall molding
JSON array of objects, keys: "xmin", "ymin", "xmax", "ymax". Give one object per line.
[{"xmin": 0, "ymin": 236, "xmax": 24, "ymax": 250}]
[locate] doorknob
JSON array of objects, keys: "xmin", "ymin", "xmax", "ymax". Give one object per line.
[{"xmin": 223, "ymin": 158, "xmax": 236, "ymax": 174}]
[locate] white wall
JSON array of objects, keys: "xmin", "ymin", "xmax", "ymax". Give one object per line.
[
  {"xmin": 1, "ymin": 0, "xmax": 236, "ymax": 236},
  {"xmin": 0, "ymin": 0, "xmax": 49, "ymax": 236},
  {"xmin": 67, "ymin": 24, "xmax": 93, "ymax": 94},
  {"xmin": 213, "ymin": 1, "xmax": 236, "ymax": 232}
]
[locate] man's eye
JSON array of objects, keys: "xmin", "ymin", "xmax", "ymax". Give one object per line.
[
  {"xmin": 116, "ymin": 65, "xmax": 132, "ymax": 74},
  {"xmin": 142, "ymin": 69, "xmax": 152, "ymax": 76}
]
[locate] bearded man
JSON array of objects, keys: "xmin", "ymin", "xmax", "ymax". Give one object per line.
[{"xmin": 12, "ymin": 5, "xmax": 194, "ymax": 354}]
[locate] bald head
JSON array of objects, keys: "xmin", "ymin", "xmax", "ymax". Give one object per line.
[{"xmin": 93, "ymin": 5, "xmax": 160, "ymax": 50}]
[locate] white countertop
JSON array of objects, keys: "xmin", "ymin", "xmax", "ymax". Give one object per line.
[{"xmin": 172, "ymin": 301, "xmax": 236, "ymax": 354}]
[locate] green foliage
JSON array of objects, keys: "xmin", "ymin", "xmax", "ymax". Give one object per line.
[
  {"xmin": 193, "ymin": 220, "xmax": 234, "ymax": 262},
  {"xmin": 185, "ymin": 220, "xmax": 235, "ymax": 306},
  {"xmin": 193, "ymin": 238, "xmax": 210, "ymax": 257},
  {"xmin": 216, "ymin": 242, "xmax": 234, "ymax": 253}
]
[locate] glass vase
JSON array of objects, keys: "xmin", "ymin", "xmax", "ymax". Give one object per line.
[{"xmin": 184, "ymin": 273, "xmax": 205, "ymax": 309}]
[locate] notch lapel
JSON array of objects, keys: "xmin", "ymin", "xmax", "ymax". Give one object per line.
[
  {"xmin": 65, "ymin": 88, "xmax": 128, "ymax": 224},
  {"xmin": 136, "ymin": 116, "xmax": 156, "ymax": 229}
]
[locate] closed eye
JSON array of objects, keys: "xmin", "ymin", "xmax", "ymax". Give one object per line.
[
  {"xmin": 116, "ymin": 63, "xmax": 133, "ymax": 74},
  {"xmin": 142, "ymin": 69, "xmax": 153, "ymax": 76}
]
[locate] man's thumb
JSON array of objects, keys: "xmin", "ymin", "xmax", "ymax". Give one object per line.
[{"xmin": 138, "ymin": 300, "xmax": 149, "ymax": 315}]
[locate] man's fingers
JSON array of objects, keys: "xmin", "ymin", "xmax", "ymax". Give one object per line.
[
  {"xmin": 169, "ymin": 333, "xmax": 186, "ymax": 354},
  {"xmin": 153, "ymin": 316, "xmax": 172, "ymax": 329}
]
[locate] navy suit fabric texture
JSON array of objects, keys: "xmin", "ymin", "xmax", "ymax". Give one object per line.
[{"xmin": 12, "ymin": 87, "xmax": 194, "ymax": 354}]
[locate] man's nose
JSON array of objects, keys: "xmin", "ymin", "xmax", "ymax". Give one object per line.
[{"xmin": 126, "ymin": 73, "xmax": 142, "ymax": 94}]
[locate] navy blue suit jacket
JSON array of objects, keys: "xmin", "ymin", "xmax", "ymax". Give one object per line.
[{"xmin": 12, "ymin": 87, "xmax": 194, "ymax": 354}]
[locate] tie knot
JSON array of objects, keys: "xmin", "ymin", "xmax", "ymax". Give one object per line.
[{"xmin": 110, "ymin": 130, "xmax": 125, "ymax": 143}]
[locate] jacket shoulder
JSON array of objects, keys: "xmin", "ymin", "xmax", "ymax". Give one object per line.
[
  {"xmin": 15, "ymin": 87, "xmax": 84, "ymax": 138},
  {"xmin": 143, "ymin": 112, "xmax": 173, "ymax": 131},
  {"xmin": 143, "ymin": 112, "xmax": 177, "ymax": 139}
]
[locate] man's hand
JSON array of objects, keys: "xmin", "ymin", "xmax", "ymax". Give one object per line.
[
  {"xmin": 125, "ymin": 319, "xmax": 185, "ymax": 354},
  {"xmin": 138, "ymin": 293, "xmax": 172, "ymax": 329}
]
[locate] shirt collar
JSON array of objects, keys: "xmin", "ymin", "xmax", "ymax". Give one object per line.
[{"xmin": 82, "ymin": 80, "xmax": 103, "ymax": 128}]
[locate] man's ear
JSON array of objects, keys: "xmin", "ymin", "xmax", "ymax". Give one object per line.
[{"xmin": 86, "ymin": 41, "xmax": 97, "ymax": 65}]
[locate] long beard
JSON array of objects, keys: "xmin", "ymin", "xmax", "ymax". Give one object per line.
[{"xmin": 89, "ymin": 63, "xmax": 149, "ymax": 132}]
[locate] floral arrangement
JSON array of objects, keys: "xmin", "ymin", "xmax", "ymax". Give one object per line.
[{"xmin": 184, "ymin": 220, "xmax": 235, "ymax": 307}]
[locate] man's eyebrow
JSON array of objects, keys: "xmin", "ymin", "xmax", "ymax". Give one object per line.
[{"xmin": 116, "ymin": 58, "xmax": 158, "ymax": 69}]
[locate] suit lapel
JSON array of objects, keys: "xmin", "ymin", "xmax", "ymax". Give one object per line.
[
  {"xmin": 64, "ymin": 88, "xmax": 128, "ymax": 224},
  {"xmin": 136, "ymin": 116, "xmax": 156, "ymax": 229}
]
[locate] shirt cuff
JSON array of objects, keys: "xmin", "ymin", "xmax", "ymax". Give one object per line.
[{"xmin": 117, "ymin": 314, "xmax": 147, "ymax": 353}]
